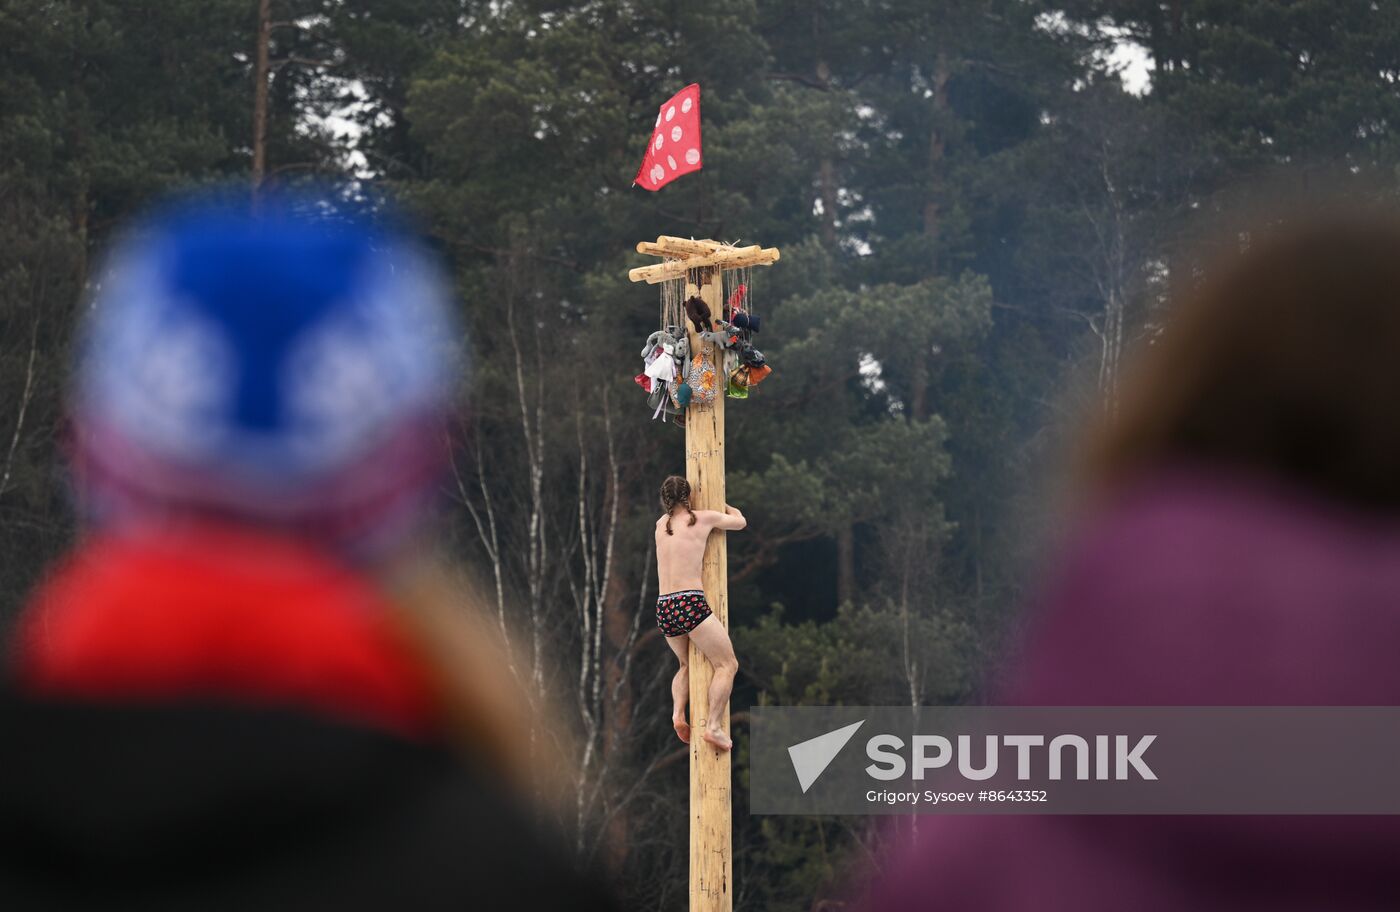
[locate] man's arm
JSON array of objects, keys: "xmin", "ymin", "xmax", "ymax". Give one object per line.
[{"xmin": 704, "ymin": 505, "xmax": 746, "ymax": 531}]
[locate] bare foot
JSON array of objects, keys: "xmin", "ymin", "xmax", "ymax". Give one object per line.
[
  {"xmin": 702, "ymin": 728, "xmax": 732, "ymax": 752},
  {"xmin": 673, "ymin": 716, "xmax": 691, "ymax": 744}
]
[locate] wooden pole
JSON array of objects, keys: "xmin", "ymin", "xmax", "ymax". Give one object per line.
[
  {"xmin": 629, "ymin": 233, "xmax": 779, "ymax": 911},
  {"xmin": 684, "ymin": 266, "xmax": 730, "ymax": 912}
]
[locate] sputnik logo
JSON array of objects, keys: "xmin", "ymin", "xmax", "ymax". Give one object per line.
[{"xmin": 788, "ymin": 720, "xmax": 865, "ymax": 793}]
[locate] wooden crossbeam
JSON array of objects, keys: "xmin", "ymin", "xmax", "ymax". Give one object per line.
[
  {"xmin": 636, "ymin": 235, "xmax": 764, "ymax": 258},
  {"xmin": 628, "ymin": 239, "xmax": 780, "ymax": 284},
  {"xmin": 635, "ymin": 236, "xmax": 737, "ymax": 258}
]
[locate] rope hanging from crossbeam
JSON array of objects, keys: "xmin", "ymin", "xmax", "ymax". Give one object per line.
[{"xmin": 659, "ymin": 258, "xmax": 685, "ymax": 334}]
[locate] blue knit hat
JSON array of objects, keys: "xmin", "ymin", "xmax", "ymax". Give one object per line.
[{"xmin": 70, "ymin": 191, "xmax": 460, "ymax": 556}]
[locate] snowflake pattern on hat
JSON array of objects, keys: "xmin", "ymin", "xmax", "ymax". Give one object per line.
[{"xmin": 71, "ymin": 192, "xmax": 460, "ymax": 556}]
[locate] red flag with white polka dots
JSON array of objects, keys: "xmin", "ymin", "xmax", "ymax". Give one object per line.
[{"xmin": 634, "ymin": 84, "xmax": 702, "ymax": 191}]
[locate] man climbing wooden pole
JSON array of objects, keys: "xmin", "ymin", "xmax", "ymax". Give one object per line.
[{"xmin": 630, "ymin": 236, "xmax": 780, "ymax": 912}]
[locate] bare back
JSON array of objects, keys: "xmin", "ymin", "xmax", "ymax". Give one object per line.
[{"xmin": 656, "ymin": 510, "xmax": 719, "ymax": 594}]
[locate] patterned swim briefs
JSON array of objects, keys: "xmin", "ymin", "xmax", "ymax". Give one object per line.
[{"xmin": 656, "ymin": 589, "xmax": 712, "ymax": 638}]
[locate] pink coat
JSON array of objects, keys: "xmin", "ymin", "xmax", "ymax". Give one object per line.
[{"xmin": 867, "ymin": 468, "xmax": 1400, "ymax": 910}]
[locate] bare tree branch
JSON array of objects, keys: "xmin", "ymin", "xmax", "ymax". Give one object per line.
[{"xmin": 0, "ymin": 319, "xmax": 40, "ymax": 500}]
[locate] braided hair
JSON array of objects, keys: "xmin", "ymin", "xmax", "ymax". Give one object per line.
[{"xmin": 660, "ymin": 475, "xmax": 697, "ymax": 535}]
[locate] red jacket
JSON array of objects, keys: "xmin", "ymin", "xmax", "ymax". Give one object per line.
[{"xmin": 12, "ymin": 522, "xmax": 437, "ymax": 737}]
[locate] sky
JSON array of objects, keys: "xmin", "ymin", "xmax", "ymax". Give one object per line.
[{"xmin": 1109, "ymin": 39, "xmax": 1154, "ymax": 95}]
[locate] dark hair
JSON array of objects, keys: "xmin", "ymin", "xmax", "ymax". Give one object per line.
[
  {"xmin": 1087, "ymin": 209, "xmax": 1400, "ymax": 512},
  {"xmin": 660, "ymin": 475, "xmax": 696, "ymax": 535}
]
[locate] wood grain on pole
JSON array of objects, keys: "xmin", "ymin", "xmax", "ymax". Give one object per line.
[{"xmin": 685, "ymin": 266, "xmax": 731, "ymax": 912}]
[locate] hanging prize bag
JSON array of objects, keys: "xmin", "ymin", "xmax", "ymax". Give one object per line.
[
  {"xmin": 686, "ymin": 348, "xmax": 719, "ymax": 407},
  {"xmin": 726, "ymin": 364, "xmax": 750, "ymax": 399}
]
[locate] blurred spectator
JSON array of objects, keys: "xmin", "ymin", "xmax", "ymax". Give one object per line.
[
  {"xmin": 867, "ymin": 211, "xmax": 1400, "ymax": 910},
  {"xmin": 0, "ymin": 192, "xmax": 614, "ymax": 910}
]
